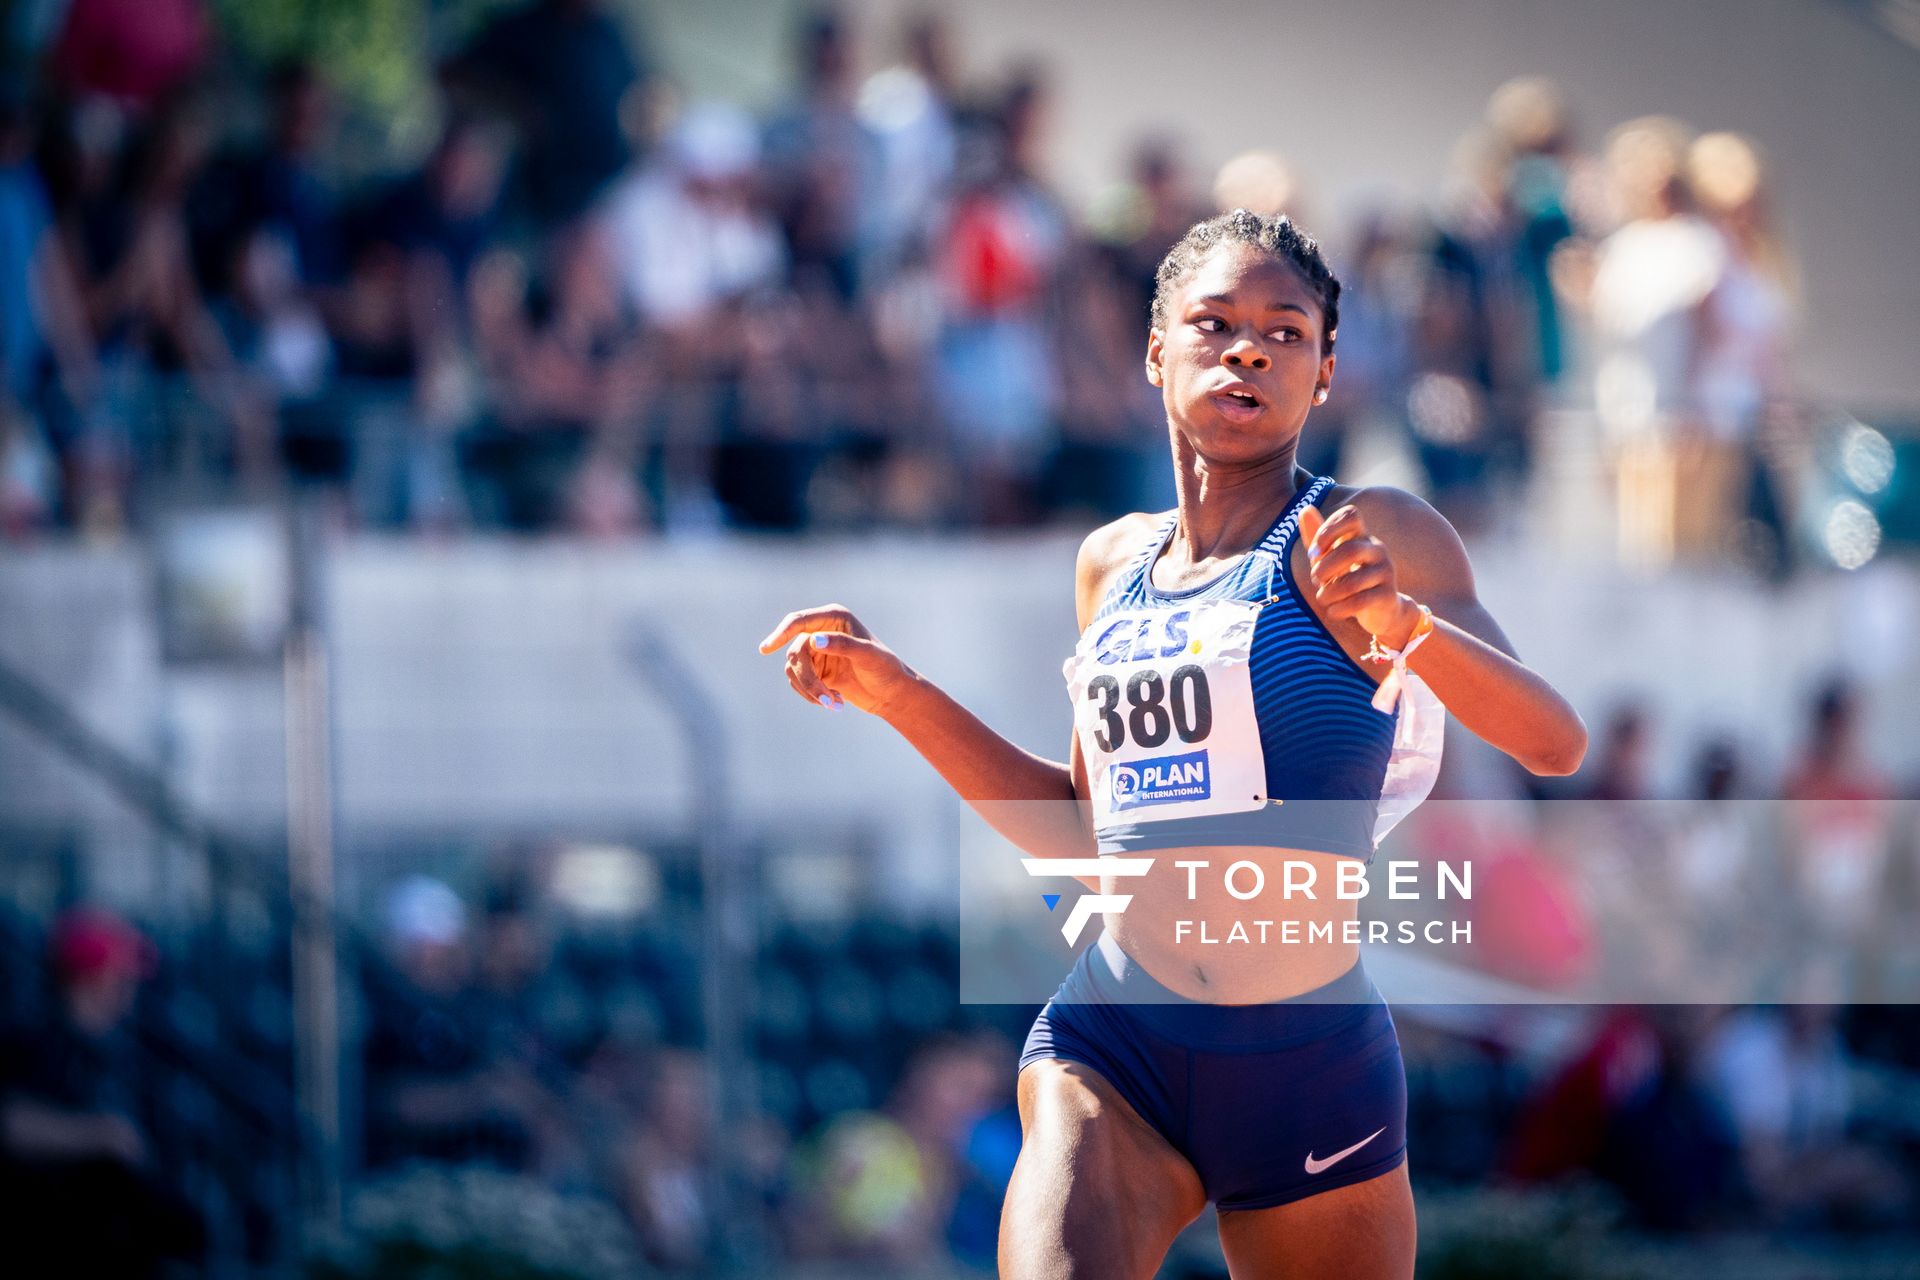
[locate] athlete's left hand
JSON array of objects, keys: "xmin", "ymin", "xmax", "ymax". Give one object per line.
[{"xmin": 1298, "ymin": 503, "xmax": 1421, "ymax": 644}]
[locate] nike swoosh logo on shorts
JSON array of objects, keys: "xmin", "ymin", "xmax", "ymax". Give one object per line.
[{"xmin": 1303, "ymin": 1127, "xmax": 1387, "ymax": 1175}]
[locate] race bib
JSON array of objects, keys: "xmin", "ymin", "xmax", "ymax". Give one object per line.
[{"xmin": 1063, "ymin": 600, "xmax": 1269, "ymax": 826}]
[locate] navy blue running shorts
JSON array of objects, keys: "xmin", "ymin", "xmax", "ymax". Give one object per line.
[{"xmin": 1019, "ymin": 931, "xmax": 1407, "ymax": 1211}]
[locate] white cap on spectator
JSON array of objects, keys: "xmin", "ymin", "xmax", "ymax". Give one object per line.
[
  {"xmin": 670, "ymin": 101, "xmax": 760, "ymax": 181},
  {"xmin": 384, "ymin": 875, "xmax": 467, "ymax": 948}
]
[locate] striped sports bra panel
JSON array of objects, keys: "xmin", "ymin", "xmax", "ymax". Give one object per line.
[{"xmin": 1066, "ymin": 477, "xmax": 1440, "ymax": 860}]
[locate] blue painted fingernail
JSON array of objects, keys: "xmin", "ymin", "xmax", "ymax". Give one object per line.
[{"xmin": 812, "ymin": 634, "xmax": 829, "ymax": 649}]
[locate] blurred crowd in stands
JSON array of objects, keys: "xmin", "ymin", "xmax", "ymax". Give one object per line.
[
  {"xmin": 0, "ymin": 867, "xmax": 1033, "ymax": 1274},
  {"xmin": 1432, "ymin": 672, "xmax": 1919, "ymax": 993},
  {"xmin": 4, "ymin": 672, "xmax": 1916, "ymax": 1275},
  {"xmin": 1426, "ymin": 673, "xmax": 1919, "ymax": 1237},
  {"xmin": 1, "ymin": 0, "xmax": 1813, "ymax": 573},
  {"xmin": 0, "ymin": 1, "xmax": 1910, "ymax": 1275}
]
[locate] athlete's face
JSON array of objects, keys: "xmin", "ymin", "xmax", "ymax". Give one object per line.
[{"xmin": 1145, "ymin": 243, "xmax": 1335, "ymax": 462}]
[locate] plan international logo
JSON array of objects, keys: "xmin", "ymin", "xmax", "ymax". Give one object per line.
[{"xmin": 1110, "ymin": 751, "xmax": 1211, "ymax": 810}]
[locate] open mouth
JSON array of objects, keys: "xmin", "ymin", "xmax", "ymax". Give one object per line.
[{"xmin": 1211, "ymin": 385, "xmax": 1265, "ymax": 419}]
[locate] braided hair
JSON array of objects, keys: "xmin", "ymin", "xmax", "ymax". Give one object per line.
[{"xmin": 1150, "ymin": 208, "xmax": 1341, "ymax": 352}]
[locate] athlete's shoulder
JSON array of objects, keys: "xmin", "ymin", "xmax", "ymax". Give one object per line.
[
  {"xmin": 1321, "ymin": 482, "xmax": 1474, "ymax": 598},
  {"xmin": 1324, "ymin": 482, "xmax": 1453, "ymax": 537},
  {"xmin": 1074, "ymin": 511, "xmax": 1165, "ymax": 630}
]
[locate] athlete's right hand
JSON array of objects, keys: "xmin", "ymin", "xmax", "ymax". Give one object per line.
[{"xmin": 758, "ymin": 604, "xmax": 919, "ymax": 717}]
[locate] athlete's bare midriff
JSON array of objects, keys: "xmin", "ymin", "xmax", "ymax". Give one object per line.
[{"xmin": 1102, "ymin": 845, "xmax": 1363, "ymax": 1003}]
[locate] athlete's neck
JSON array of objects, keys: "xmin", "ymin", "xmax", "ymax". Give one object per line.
[{"xmin": 1166, "ymin": 444, "xmax": 1307, "ymax": 564}]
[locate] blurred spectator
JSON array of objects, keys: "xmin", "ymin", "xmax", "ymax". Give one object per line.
[
  {"xmin": 449, "ymin": 0, "xmax": 647, "ymax": 226},
  {"xmin": 1, "ymin": 90, "xmax": 95, "ymax": 399},
  {"xmin": 363, "ymin": 876, "xmax": 547, "ymax": 1171},
  {"xmin": 472, "ymin": 878, "xmax": 554, "ymax": 1035},
  {"xmin": 1044, "ymin": 238, "xmax": 1161, "ymax": 523},
  {"xmin": 605, "ymin": 101, "xmax": 786, "ymax": 332},
  {"xmin": 616, "ymin": 1047, "xmax": 713, "ymax": 1270},
  {"xmin": 1315, "ymin": 209, "xmax": 1420, "ymax": 480},
  {"xmin": 1583, "ymin": 115, "xmax": 1725, "ymax": 566},
  {"xmin": 1504, "ymin": 1007, "xmax": 1738, "ymax": 1230},
  {"xmin": 313, "ymin": 192, "xmax": 443, "ymax": 520},
  {"xmin": 933, "ymin": 68, "xmax": 1068, "ymax": 525},
  {"xmin": 469, "ymin": 876, "xmax": 581, "ymax": 1177},
  {"xmin": 225, "ymin": 110, "xmax": 504, "ymax": 519},
  {"xmin": 1687, "ymin": 130, "xmax": 1797, "ymax": 574},
  {"xmin": 786, "ymin": 1033, "xmax": 1004, "ymax": 1269},
  {"xmin": 1410, "ymin": 127, "xmax": 1538, "ymax": 531},
  {"xmin": 465, "ymin": 221, "xmax": 649, "ymax": 533},
  {"xmin": 1781, "ymin": 678, "xmax": 1889, "ymax": 804},
  {"xmin": 216, "ymin": 228, "xmax": 329, "ymax": 407},
  {"xmin": 330, "ymin": 220, "xmax": 417, "ymax": 389},
  {"xmin": 763, "ymin": 8, "xmax": 882, "ymax": 300},
  {"xmin": 0, "ymin": 0, "xmax": 1854, "ymax": 552},
  {"xmin": 708, "ymin": 289, "xmax": 825, "ymax": 532},
  {"xmin": 1052, "ymin": 138, "xmax": 1208, "ymax": 515},
  {"xmin": 1103, "ymin": 138, "xmax": 1213, "ymax": 323},
  {"xmin": 0, "ymin": 396, "xmax": 55, "ymax": 535},
  {"xmin": 376, "ymin": 112, "xmax": 510, "ymax": 368},
  {"xmin": 68, "ymin": 94, "xmax": 271, "ymax": 500},
  {"xmin": 1781, "ymin": 677, "xmax": 1893, "ymax": 935},
  {"xmin": 46, "ymin": 0, "xmax": 210, "ymax": 109},
  {"xmin": 0, "ymin": 89, "xmax": 95, "ymax": 533},
  {"xmin": 857, "ymin": 12, "xmax": 959, "ymax": 277},
  {"xmin": 321, "ymin": 124, "xmax": 507, "ymax": 528},
  {"xmin": 1484, "ymin": 76, "xmax": 1580, "ymax": 387},
  {"xmin": 194, "ymin": 62, "xmax": 343, "ymax": 296},
  {"xmin": 1703, "ymin": 1002, "xmax": 1913, "ymax": 1228},
  {"xmin": 1580, "ymin": 702, "xmax": 1653, "ymax": 802},
  {"xmin": 0, "ymin": 907, "xmax": 206, "ymax": 1277},
  {"xmin": 894, "ymin": 1033, "xmax": 1013, "ymax": 1264},
  {"xmin": 1560, "ymin": 701, "xmax": 1666, "ymax": 964},
  {"xmin": 366, "ymin": 117, "xmax": 509, "ymax": 524},
  {"xmin": 1472, "ymin": 837, "xmax": 1594, "ymax": 989},
  {"xmin": 82, "ymin": 98, "xmax": 220, "ymax": 353},
  {"xmin": 1671, "ymin": 736, "xmax": 1750, "ymax": 918}
]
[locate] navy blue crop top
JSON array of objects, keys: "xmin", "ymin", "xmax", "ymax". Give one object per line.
[{"xmin": 1076, "ymin": 476, "xmax": 1436, "ymax": 860}]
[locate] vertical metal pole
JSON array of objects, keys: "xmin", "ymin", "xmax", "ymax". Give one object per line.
[
  {"xmin": 285, "ymin": 493, "xmax": 342, "ymax": 1232},
  {"xmin": 625, "ymin": 623, "xmax": 760, "ymax": 1272}
]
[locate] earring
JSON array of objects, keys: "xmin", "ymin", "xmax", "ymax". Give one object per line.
[{"xmin": 1313, "ymin": 389, "xmax": 1328, "ymax": 404}]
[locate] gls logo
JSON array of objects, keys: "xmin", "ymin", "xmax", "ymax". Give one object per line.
[
  {"xmin": 1093, "ymin": 610, "xmax": 1192, "ymax": 665},
  {"xmin": 1021, "ymin": 858, "xmax": 1155, "ymax": 945}
]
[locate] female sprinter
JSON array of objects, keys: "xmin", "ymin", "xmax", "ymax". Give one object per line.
[{"xmin": 758, "ymin": 210, "xmax": 1587, "ymax": 1279}]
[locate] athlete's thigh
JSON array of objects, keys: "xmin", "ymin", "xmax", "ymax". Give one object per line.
[
  {"xmin": 1214, "ymin": 1162, "xmax": 1415, "ymax": 1280},
  {"xmin": 999, "ymin": 1058, "xmax": 1208, "ymax": 1280}
]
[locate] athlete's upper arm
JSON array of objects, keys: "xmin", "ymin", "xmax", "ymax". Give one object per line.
[{"xmin": 1350, "ymin": 486, "xmax": 1519, "ymax": 659}]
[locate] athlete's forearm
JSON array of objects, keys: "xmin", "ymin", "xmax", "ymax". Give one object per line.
[
  {"xmin": 1405, "ymin": 618, "xmax": 1587, "ymax": 775},
  {"xmin": 879, "ymin": 675, "xmax": 1094, "ymax": 859}
]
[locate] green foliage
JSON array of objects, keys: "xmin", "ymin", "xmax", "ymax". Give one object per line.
[
  {"xmin": 215, "ymin": 0, "xmax": 423, "ymax": 114},
  {"xmin": 209, "ymin": 0, "xmax": 516, "ymax": 158}
]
